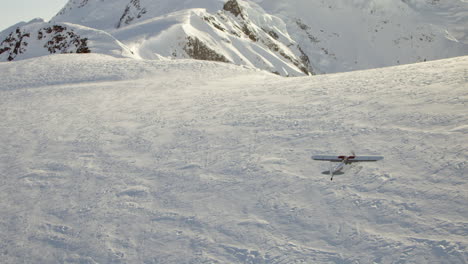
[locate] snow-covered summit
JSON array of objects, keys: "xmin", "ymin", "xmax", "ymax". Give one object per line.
[
  {"xmin": 129, "ymin": 1, "xmax": 311, "ymax": 74},
  {"xmin": 53, "ymin": 0, "xmax": 227, "ymax": 30}
]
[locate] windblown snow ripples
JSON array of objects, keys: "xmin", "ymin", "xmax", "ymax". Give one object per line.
[{"xmin": 0, "ymin": 54, "xmax": 467, "ymax": 263}]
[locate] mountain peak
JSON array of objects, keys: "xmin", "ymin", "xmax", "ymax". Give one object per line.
[
  {"xmin": 223, "ymin": 0, "xmax": 245, "ymax": 18},
  {"xmin": 1, "ymin": 0, "xmax": 467, "ymax": 75}
]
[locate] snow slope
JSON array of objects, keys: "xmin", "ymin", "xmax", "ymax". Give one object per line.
[
  {"xmin": 110, "ymin": 4, "xmax": 311, "ymax": 76},
  {"xmin": 51, "ymin": 0, "xmax": 314, "ymax": 76},
  {"xmin": 0, "ymin": 54, "xmax": 467, "ymax": 263},
  {"xmin": 254, "ymin": 0, "xmax": 468, "ymax": 73},
  {"xmin": 0, "ymin": 19, "xmax": 136, "ymax": 62},
  {"xmin": 53, "ymin": 0, "xmax": 227, "ymax": 30}
]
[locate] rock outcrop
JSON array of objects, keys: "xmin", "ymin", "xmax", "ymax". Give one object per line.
[{"xmin": 0, "ymin": 20, "xmax": 135, "ymax": 62}]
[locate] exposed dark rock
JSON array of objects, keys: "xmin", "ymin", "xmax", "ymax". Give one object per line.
[
  {"xmin": 223, "ymin": 0, "xmax": 245, "ymax": 19},
  {"xmin": 0, "ymin": 28, "xmax": 31, "ymax": 61},
  {"xmin": 297, "ymin": 45, "xmax": 313, "ymax": 75},
  {"xmin": 278, "ymin": 49, "xmax": 309, "ymax": 75},
  {"xmin": 242, "ymin": 24, "xmax": 258, "ymax": 42},
  {"xmin": 76, "ymin": 39, "xmax": 91, "ymax": 53},
  {"xmin": 260, "ymin": 36, "xmax": 311, "ymax": 75},
  {"xmin": 40, "ymin": 26, "xmax": 90, "ymax": 54},
  {"xmin": 296, "ymin": 19, "xmax": 309, "ymax": 30},
  {"xmin": 264, "ymin": 41, "xmax": 279, "ymax": 52},
  {"xmin": 204, "ymin": 16, "xmax": 227, "ymax": 32},
  {"xmin": 53, "ymin": 25, "xmax": 66, "ymax": 33},
  {"xmin": 117, "ymin": 0, "xmax": 147, "ymax": 28},
  {"xmin": 266, "ymin": 29, "xmax": 279, "ymax": 40},
  {"xmin": 78, "ymin": 0, "xmax": 89, "ymax": 8},
  {"xmin": 296, "ymin": 19, "xmax": 320, "ymax": 43},
  {"xmin": 184, "ymin": 36, "xmax": 230, "ymax": 63},
  {"xmin": 0, "ymin": 47, "xmax": 10, "ymax": 54},
  {"xmin": 230, "ymin": 30, "xmax": 241, "ymax": 37},
  {"xmin": 220, "ymin": 2, "xmax": 310, "ymax": 75},
  {"xmin": 0, "ymin": 24, "xmax": 91, "ymax": 61},
  {"xmin": 222, "ymin": 2, "xmax": 260, "ymax": 43}
]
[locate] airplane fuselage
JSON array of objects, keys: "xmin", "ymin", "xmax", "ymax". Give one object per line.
[{"xmin": 332, "ymin": 155, "xmax": 356, "ymax": 164}]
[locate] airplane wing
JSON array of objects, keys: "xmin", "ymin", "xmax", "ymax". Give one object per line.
[
  {"xmin": 311, "ymin": 155, "xmax": 344, "ymax": 162},
  {"xmin": 311, "ymin": 155, "xmax": 383, "ymax": 162},
  {"xmin": 351, "ymin": 156, "xmax": 384, "ymax": 162}
]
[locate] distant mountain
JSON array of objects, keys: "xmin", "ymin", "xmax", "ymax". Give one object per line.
[
  {"xmin": 1, "ymin": 0, "xmax": 467, "ymax": 75},
  {"xmin": 253, "ymin": 0, "xmax": 468, "ymax": 73}
]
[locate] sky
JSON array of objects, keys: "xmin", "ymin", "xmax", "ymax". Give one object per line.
[{"xmin": 0, "ymin": 0, "xmax": 68, "ymax": 32}]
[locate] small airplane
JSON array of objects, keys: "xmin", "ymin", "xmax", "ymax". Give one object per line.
[{"xmin": 311, "ymin": 152, "xmax": 383, "ymax": 181}]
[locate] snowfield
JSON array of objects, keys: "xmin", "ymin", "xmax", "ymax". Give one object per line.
[{"xmin": 0, "ymin": 54, "xmax": 467, "ymax": 263}]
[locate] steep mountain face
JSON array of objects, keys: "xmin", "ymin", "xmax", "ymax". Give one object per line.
[
  {"xmin": 53, "ymin": 0, "xmax": 226, "ymax": 30},
  {"xmin": 253, "ymin": 0, "xmax": 468, "ymax": 73},
  {"xmin": 1, "ymin": 0, "xmax": 467, "ymax": 75},
  {"xmin": 0, "ymin": 19, "xmax": 136, "ymax": 62},
  {"xmin": 117, "ymin": 0, "xmax": 148, "ymax": 29},
  {"xmin": 52, "ymin": 0, "xmax": 312, "ymax": 76}
]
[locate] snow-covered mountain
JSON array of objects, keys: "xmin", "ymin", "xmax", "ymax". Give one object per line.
[
  {"xmin": 0, "ymin": 19, "xmax": 135, "ymax": 62},
  {"xmin": 63, "ymin": 0, "xmax": 312, "ymax": 76},
  {"xmin": 1, "ymin": 0, "xmax": 467, "ymax": 75},
  {"xmin": 254, "ymin": 0, "xmax": 468, "ymax": 73},
  {"xmin": 0, "ymin": 0, "xmax": 312, "ymax": 76},
  {"xmin": 1, "ymin": 53, "xmax": 467, "ymax": 263}
]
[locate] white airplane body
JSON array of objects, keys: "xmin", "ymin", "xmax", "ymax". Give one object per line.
[{"xmin": 312, "ymin": 154, "xmax": 383, "ymax": 180}]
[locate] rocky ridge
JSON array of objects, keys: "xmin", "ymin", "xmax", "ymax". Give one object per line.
[
  {"xmin": 0, "ymin": 20, "xmax": 135, "ymax": 62},
  {"xmin": 0, "ymin": 0, "xmax": 313, "ymax": 76},
  {"xmin": 0, "ymin": 23, "xmax": 90, "ymax": 62}
]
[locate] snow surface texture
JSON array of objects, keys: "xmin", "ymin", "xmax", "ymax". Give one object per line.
[
  {"xmin": 0, "ymin": 54, "xmax": 467, "ymax": 263},
  {"xmin": 1, "ymin": 0, "xmax": 467, "ymax": 75}
]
